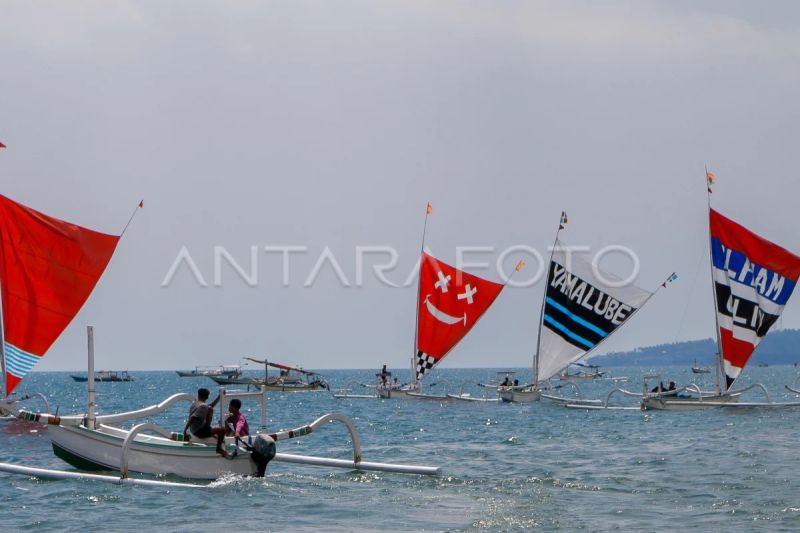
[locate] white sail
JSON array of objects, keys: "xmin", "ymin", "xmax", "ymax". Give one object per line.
[{"xmin": 536, "ymin": 242, "xmax": 651, "ymax": 383}]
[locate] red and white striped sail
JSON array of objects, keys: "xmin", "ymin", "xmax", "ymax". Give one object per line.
[
  {"xmin": 414, "ymin": 253, "xmax": 504, "ymax": 381},
  {"xmin": 0, "ymin": 195, "xmax": 120, "ymax": 395},
  {"xmin": 709, "ymin": 209, "xmax": 800, "ymax": 389}
]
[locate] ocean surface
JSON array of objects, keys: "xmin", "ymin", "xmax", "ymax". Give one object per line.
[{"xmin": 2, "ymin": 366, "xmax": 800, "ymax": 532}]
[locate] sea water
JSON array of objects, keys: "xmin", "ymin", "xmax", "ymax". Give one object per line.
[{"xmin": 2, "ymin": 366, "xmax": 800, "ymax": 532}]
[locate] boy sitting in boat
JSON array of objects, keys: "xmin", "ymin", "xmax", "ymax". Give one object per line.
[
  {"xmin": 183, "ymin": 388, "xmax": 226, "ymax": 455},
  {"xmin": 224, "ymin": 399, "xmax": 249, "ymax": 439}
]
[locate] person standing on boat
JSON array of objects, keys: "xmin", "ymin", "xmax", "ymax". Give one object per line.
[{"xmin": 183, "ymin": 388, "xmax": 225, "ymax": 455}]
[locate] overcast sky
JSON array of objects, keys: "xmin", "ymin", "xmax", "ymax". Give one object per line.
[{"xmin": 3, "ymin": 1, "xmax": 800, "ymax": 372}]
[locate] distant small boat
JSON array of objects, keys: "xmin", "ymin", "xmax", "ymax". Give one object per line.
[
  {"xmin": 691, "ymin": 360, "xmax": 711, "ymax": 374},
  {"xmin": 212, "ymin": 358, "xmax": 328, "ymax": 392},
  {"xmin": 757, "ymin": 363, "xmax": 769, "ymax": 368},
  {"xmin": 71, "ymin": 370, "xmax": 134, "ymax": 382},
  {"xmin": 176, "ymin": 365, "xmax": 241, "ymax": 378},
  {"xmin": 558, "ymin": 363, "xmax": 605, "ymax": 381}
]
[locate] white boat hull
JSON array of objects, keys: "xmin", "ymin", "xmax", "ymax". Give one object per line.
[
  {"xmin": 499, "ymin": 388, "xmax": 540, "ymax": 403},
  {"xmin": 641, "ymin": 393, "xmax": 740, "ymax": 411},
  {"xmin": 445, "ymin": 394, "xmax": 499, "ymax": 402},
  {"xmin": 48, "ymin": 424, "xmax": 256, "ymax": 479}
]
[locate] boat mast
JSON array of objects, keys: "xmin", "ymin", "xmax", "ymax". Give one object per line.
[
  {"xmin": 86, "ymin": 326, "xmax": 96, "ymax": 430},
  {"xmin": 0, "ymin": 278, "xmax": 6, "ymax": 398},
  {"xmin": 533, "ymin": 214, "xmax": 564, "ymax": 387},
  {"xmin": 705, "ymin": 167, "xmax": 724, "ymax": 394},
  {"xmin": 411, "ymin": 203, "xmax": 432, "ymax": 389}
]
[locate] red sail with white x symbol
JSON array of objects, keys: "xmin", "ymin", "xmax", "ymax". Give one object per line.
[{"xmin": 414, "ymin": 252, "xmax": 504, "ymax": 381}]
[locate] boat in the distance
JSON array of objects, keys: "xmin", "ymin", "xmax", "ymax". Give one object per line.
[
  {"xmin": 211, "ymin": 358, "xmax": 328, "ymax": 391},
  {"xmin": 691, "ymin": 360, "xmax": 711, "ymax": 374},
  {"xmin": 71, "ymin": 370, "xmax": 134, "ymax": 382},
  {"xmin": 334, "ymin": 203, "xmax": 516, "ymax": 401},
  {"xmin": 557, "ymin": 362, "xmax": 605, "ymax": 380},
  {"xmin": 449, "ymin": 371, "xmax": 517, "ymax": 402},
  {"xmin": 176, "ymin": 365, "xmax": 241, "ymax": 378},
  {"xmin": 501, "ymin": 211, "xmax": 666, "ymax": 403},
  {"xmin": 642, "ymin": 171, "xmax": 800, "ymax": 410}
]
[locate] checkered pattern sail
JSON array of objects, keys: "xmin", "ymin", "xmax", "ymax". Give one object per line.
[{"xmin": 0, "ymin": 195, "xmax": 119, "ymax": 395}]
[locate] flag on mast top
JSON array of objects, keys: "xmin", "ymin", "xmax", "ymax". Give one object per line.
[
  {"xmin": 706, "ymin": 169, "xmax": 715, "ymax": 193},
  {"xmin": 426, "ymin": 202, "xmax": 433, "ymax": 215}
]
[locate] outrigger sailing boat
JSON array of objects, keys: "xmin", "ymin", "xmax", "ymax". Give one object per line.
[
  {"xmin": 0, "ymin": 194, "xmax": 439, "ymax": 481},
  {"xmin": 211, "ymin": 357, "xmax": 329, "ymax": 391},
  {"xmin": 335, "ymin": 203, "xmax": 519, "ymax": 400},
  {"xmin": 501, "ymin": 212, "xmax": 671, "ymax": 403},
  {"xmin": 642, "ymin": 171, "xmax": 800, "ymax": 410},
  {"xmin": 381, "ymin": 204, "xmax": 514, "ymax": 400}
]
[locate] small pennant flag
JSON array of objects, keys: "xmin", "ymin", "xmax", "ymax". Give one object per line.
[
  {"xmin": 661, "ymin": 272, "xmax": 678, "ymax": 288},
  {"xmin": 426, "ymin": 202, "xmax": 433, "ymax": 215},
  {"xmin": 139, "ymin": 200, "xmax": 144, "ymax": 208},
  {"xmin": 0, "ymin": 142, "xmax": 6, "ymax": 148},
  {"xmin": 559, "ymin": 211, "xmax": 568, "ymax": 230},
  {"xmin": 515, "ymin": 259, "xmax": 525, "ymax": 272},
  {"xmin": 706, "ymin": 169, "xmax": 715, "ymax": 193}
]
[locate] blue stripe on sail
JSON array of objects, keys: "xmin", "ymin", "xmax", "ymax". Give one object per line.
[
  {"xmin": 545, "ymin": 297, "xmax": 608, "ymax": 338},
  {"xmin": 710, "ymin": 237, "xmax": 796, "ymax": 305},
  {"xmin": 4, "ymin": 342, "xmax": 40, "ymax": 378},
  {"xmin": 543, "ymin": 315, "xmax": 595, "ymax": 350}
]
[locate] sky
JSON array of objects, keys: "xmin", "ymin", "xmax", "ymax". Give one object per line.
[{"xmin": 2, "ymin": 1, "xmax": 800, "ymax": 372}]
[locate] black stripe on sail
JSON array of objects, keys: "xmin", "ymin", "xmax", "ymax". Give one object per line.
[
  {"xmin": 543, "ymin": 298, "xmax": 605, "ymax": 348},
  {"xmin": 544, "ymin": 261, "xmax": 637, "ymax": 345},
  {"xmin": 542, "ymin": 315, "xmax": 594, "ymax": 350},
  {"xmin": 714, "ymin": 283, "xmax": 780, "ymax": 338}
]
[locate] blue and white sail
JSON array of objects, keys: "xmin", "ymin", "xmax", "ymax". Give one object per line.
[{"xmin": 536, "ymin": 241, "xmax": 652, "ymax": 383}]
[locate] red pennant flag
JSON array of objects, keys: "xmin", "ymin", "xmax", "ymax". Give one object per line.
[
  {"xmin": 0, "ymin": 195, "xmax": 120, "ymax": 394},
  {"xmin": 415, "ymin": 253, "xmax": 504, "ymax": 380},
  {"xmin": 0, "ymin": 142, "xmax": 6, "ymax": 148},
  {"xmin": 139, "ymin": 200, "xmax": 144, "ymax": 208}
]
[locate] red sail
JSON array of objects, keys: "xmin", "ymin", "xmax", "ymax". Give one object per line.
[
  {"xmin": 709, "ymin": 209, "xmax": 800, "ymax": 389},
  {"xmin": 415, "ymin": 252, "xmax": 504, "ymax": 381},
  {"xmin": 0, "ymin": 195, "xmax": 120, "ymax": 394}
]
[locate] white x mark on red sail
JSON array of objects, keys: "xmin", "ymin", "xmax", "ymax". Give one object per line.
[
  {"xmin": 434, "ymin": 271, "xmax": 451, "ymax": 293},
  {"xmin": 457, "ymin": 284, "xmax": 477, "ymax": 304}
]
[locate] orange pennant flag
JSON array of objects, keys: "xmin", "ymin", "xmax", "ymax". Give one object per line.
[
  {"xmin": 426, "ymin": 202, "xmax": 433, "ymax": 215},
  {"xmin": 706, "ymin": 170, "xmax": 715, "ymax": 185},
  {"xmin": 515, "ymin": 259, "xmax": 525, "ymax": 272}
]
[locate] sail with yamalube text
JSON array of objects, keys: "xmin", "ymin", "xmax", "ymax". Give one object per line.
[
  {"xmin": 537, "ymin": 241, "xmax": 651, "ymax": 383},
  {"xmin": 415, "ymin": 253, "xmax": 504, "ymax": 381},
  {"xmin": 709, "ymin": 209, "xmax": 800, "ymax": 390},
  {"xmin": 0, "ymin": 195, "xmax": 120, "ymax": 395}
]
